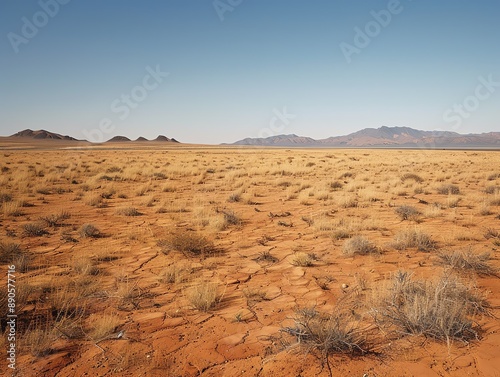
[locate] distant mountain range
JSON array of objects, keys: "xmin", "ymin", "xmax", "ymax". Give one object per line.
[
  {"xmin": 230, "ymin": 126, "xmax": 500, "ymax": 148},
  {"xmin": 5, "ymin": 127, "xmax": 500, "ymax": 148},
  {"xmin": 8, "ymin": 129, "xmax": 179, "ymax": 143},
  {"xmin": 11, "ymin": 129, "xmax": 80, "ymax": 141}
]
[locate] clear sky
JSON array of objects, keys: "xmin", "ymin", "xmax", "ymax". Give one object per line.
[{"xmin": 1, "ymin": 0, "xmax": 499, "ymax": 144}]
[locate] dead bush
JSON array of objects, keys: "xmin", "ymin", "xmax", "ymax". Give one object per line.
[
  {"xmin": 437, "ymin": 184, "xmax": 460, "ymax": 195},
  {"xmin": 23, "ymin": 222, "xmax": 48, "ymax": 237},
  {"xmin": 282, "ymin": 306, "xmax": 370, "ymax": 356},
  {"xmin": 79, "ymin": 223, "xmax": 100, "ymax": 238},
  {"xmin": 401, "ymin": 173, "xmax": 424, "ymax": 183},
  {"xmin": 437, "ymin": 249, "xmax": 498, "ymax": 276},
  {"xmin": 393, "ymin": 228, "xmax": 435, "ymax": 252},
  {"xmin": 186, "ymin": 281, "xmax": 218, "ymax": 311},
  {"xmin": 372, "ymin": 271, "xmax": 484, "ymax": 344},
  {"xmin": 342, "ymin": 236, "xmax": 377, "ymax": 256},
  {"xmin": 395, "ymin": 205, "xmax": 421, "ymax": 221},
  {"xmin": 159, "ymin": 231, "xmax": 216, "ymax": 256}
]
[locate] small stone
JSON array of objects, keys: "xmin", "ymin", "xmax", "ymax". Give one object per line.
[{"xmin": 341, "ymin": 283, "xmax": 349, "ymax": 289}]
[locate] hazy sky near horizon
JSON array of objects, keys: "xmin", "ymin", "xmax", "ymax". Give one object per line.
[{"xmin": 1, "ymin": 0, "xmax": 499, "ymax": 144}]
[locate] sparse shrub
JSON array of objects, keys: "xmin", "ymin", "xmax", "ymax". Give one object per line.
[
  {"xmin": 159, "ymin": 263, "xmax": 191, "ymax": 284},
  {"xmin": 100, "ymin": 187, "xmax": 116, "ymax": 199},
  {"xmin": 277, "ymin": 220, "xmax": 293, "ymax": 227},
  {"xmin": 484, "ymin": 228, "xmax": 499, "ymax": 239},
  {"xmin": 329, "ymin": 181, "xmax": 343, "ymax": 190},
  {"xmin": 159, "ymin": 231, "xmax": 215, "ymax": 256},
  {"xmin": 153, "ymin": 172, "xmax": 167, "ymax": 180},
  {"xmin": 36, "ymin": 187, "xmax": 51, "ymax": 195},
  {"xmin": 339, "ymin": 172, "xmax": 355, "ymax": 179},
  {"xmin": 487, "ymin": 173, "xmax": 500, "ymax": 181},
  {"xmin": 162, "ymin": 184, "xmax": 176, "ymax": 193},
  {"xmin": 0, "ymin": 192, "xmax": 12, "ymax": 203},
  {"xmin": 221, "ymin": 209, "xmax": 242, "ymax": 227},
  {"xmin": 437, "ymin": 249, "xmax": 497, "ymax": 276},
  {"xmin": 116, "ymin": 207, "xmax": 141, "ymax": 216},
  {"xmin": 255, "ymin": 250, "xmax": 278, "ymax": 263},
  {"xmin": 79, "ymin": 223, "xmax": 100, "ymax": 238},
  {"xmin": 447, "ymin": 197, "xmax": 461, "ymax": 208},
  {"xmin": 242, "ymin": 288, "xmax": 268, "ymax": 306},
  {"xmin": 23, "ymin": 328, "xmax": 57, "ymax": 357},
  {"xmin": 228, "ymin": 192, "xmax": 242, "ymax": 202},
  {"xmin": 291, "ymin": 252, "xmax": 314, "ymax": 267},
  {"xmin": 339, "ymin": 197, "xmax": 358, "ymax": 208},
  {"xmin": 437, "ymin": 184, "xmax": 460, "ymax": 195},
  {"xmin": 282, "ymin": 306, "xmax": 369, "ymax": 356},
  {"xmin": 0, "ymin": 242, "xmax": 21, "ymax": 263},
  {"xmin": 413, "ymin": 186, "xmax": 424, "ymax": 194},
  {"xmin": 331, "ymin": 230, "xmax": 352, "ymax": 240},
  {"xmin": 72, "ymin": 255, "xmax": 99, "ymax": 275},
  {"xmin": 3, "ymin": 201, "xmax": 24, "ymax": 217},
  {"xmin": 395, "ymin": 205, "xmax": 421, "ymax": 221},
  {"xmin": 186, "ymin": 281, "xmax": 218, "ymax": 311},
  {"xmin": 23, "ymin": 222, "xmax": 48, "ymax": 237},
  {"xmin": 342, "ymin": 236, "xmax": 377, "ymax": 256},
  {"xmin": 372, "ymin": 272, "xmax": 484, "ymax": 344},
  {"xmin": 88, "ymin": 313, "xmax": 121, "ymax": 341},
  {"xmin": 301, "ymin": 216, "xmax": 314, "ymax": 226},
  {"xmin": 85, "ymin": 193, "xmax": 104, "ymax": 207},
  {"xmin": 478, "ymin": 204, "xmax": 492, "ymax": 216},
  {"xmin": 106, "ymin": 166, "xmax": 122, "ymax": 173},
  {"xmin": 39, "ymin": 211, "xmax": 71, "ymax": 227},
  {"xmin": 401, "ymin": 173, "xmax": 424, "ymax": 183},
  {"xmin": 0, "ymin": 242, "xmax": 31, "ymax": 272},
  {"xmin": 135, "ymin": 184, "xmax": 151, "ymax": 197},
  {"xmin": 393, "ymin": 228, "xmax": 435, "ymax": 252},
  {"xmin": 485, "ymin": 185, "xmax": 500, "ymax": 194}
]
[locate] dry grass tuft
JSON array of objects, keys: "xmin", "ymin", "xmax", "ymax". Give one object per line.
[
  {"xmin": 159, "ymin": 231, "xmax": 216, "ymax": 256},
  {"xmin": 342, "ymin": 236, "xmax": 378, "ymax": 256},
  {"xmin": 40, "ymin": 211, "xmax": 71, "ymax": 227},
  {"xmin": 186, "ymin": 281, "xmax": 218, "ymax": 311},
  {"xmin": 116, "ymin": 206, "xmax": 142, "ymax": 216},
  {"xmin": 395, "ymin": 205, "xmax": 421, "ymax": 221},
  {"xmin": 255, "ymin": 250, "xmax": 279, "ymax": 263},
  {"xmin": 282, "ymin": 306, "xmax": 370, "ymax": 356},
  {"xmin": 23, "ymin": 222, "xmax": 48, "ymax": 237},
  {"xmin": 392, "ymin": 228, "xmax": 435, "ymax": 252},
  {"xmin": 437, "ymin": 249, "xmax": 498, "ymax": 276},
  {"xmin": 79, "ymin": 223, "xmax": 101, "ymax": 238},
  {"xmin": 401, "ymin": 173, "xmax": 424, "ymax": 183},
  {"xmin": 23, "ymin": 328, "xmax": 57, "ymax": 357},
  {"xmin": 88, "ymin": 313, "xmax": 121, "ymax": 341},
  {"xmin": 437, "ymin": 184, "xmax": 460, "ymax": 195},
  {"xmin": 291, "ymin": 252, "xmax": 314, "ymax": 267},
  {"xmin": 371, "ymin": 271, "xmax": 484, "ymax": 344},
  {"xmin": 0, "ymin": 242, "xmax": 31, "ymax": 272},
  {"xmin": 159, "ymin": 263, "xmax": 192, "ymax": 284},
  {"xmin": 2, "ymin": 201, "xmax": 24, "ymax": 217}
]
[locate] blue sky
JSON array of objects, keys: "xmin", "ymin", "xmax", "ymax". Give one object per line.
[{"xmin": 1, "ymin": 0, "xmax": 499, "ymax": 144}]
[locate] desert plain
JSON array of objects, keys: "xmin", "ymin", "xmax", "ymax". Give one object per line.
[{"xmin": 1, "ymin": 144, "xmax": 500, "ymax": 376}]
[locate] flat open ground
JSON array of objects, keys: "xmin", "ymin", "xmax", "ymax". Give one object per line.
[{"xmin": 1, "ymin": 147, "xmax": 500, "ymax": 376}]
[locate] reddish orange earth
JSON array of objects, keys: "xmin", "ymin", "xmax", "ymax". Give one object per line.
[{"xmin": 0, "ymin": 145, "xmax": 499, "ymax": 376}]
